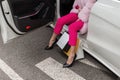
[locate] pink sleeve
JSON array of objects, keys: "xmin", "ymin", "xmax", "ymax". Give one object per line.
[{"xmin": 78, "ymin": 0, "xmax": 96, "ymax": 22}]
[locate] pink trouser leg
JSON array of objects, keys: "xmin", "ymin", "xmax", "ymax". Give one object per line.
[
  {"xmin": 54, "ymin": 13, "xmax": 78, "ymax": 35},
  {"xmin": 68, "ymin": 20, "xmax": 84, "ymax": 46}
]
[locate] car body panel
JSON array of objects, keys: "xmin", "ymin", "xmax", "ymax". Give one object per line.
[
  {"xmin": 0, "ymin": 1, "xmax": 20, "ymax": 43},
  {"xmin": 84, "ymin": 0, "xmax": 120, "ymax": 77}
]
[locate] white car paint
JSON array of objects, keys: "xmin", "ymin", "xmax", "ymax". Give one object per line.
[
  {"xmin": 85, "ymin": 0, "xmax": 120, "ymax": 77},
  {"xmin": 0, "ymin": 0, "xmax": 24, "ymax": 43}
]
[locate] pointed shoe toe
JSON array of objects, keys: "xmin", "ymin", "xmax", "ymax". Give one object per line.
[
  {"xmin": 44, "ymin": 39, "xmax": 58, "ymax": 50},
  {"xmin": 63, "ymin": 54, "xmax": 77, "ymax": 68},
  {"xmin": 44, "ymin": 45, "xmax": 53, "ymax": 50},
  {"xmin": 63, "ymin": 62, "xmax": 73, "ymax": 68}
]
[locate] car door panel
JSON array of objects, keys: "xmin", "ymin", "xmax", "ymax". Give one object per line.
[
  {"xmin": 0, "ymin": 0, "xmax": 55, "ymax": 43},
  {"xmin": 7, "ymin": 0, "xmax": 55, "ymax": 32},
  {"xmin": 86, "ymin": 0, "xmax": 120, "ymax": 77},
  {"xmin": 1, "ymin": 0, "xmax": 23, "ymax": 34}
]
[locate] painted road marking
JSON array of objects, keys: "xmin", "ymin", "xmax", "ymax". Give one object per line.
[
  {"xmin": 0, "ymin": 59, "xmax": 24, "ymax": 80},
  {"xmin": 79, "ymin": 59, "xmax": 101, "ymax": 69},
  {"xmin": 36, "ymin": 57, "xmax": 86, "ymax": 80}
]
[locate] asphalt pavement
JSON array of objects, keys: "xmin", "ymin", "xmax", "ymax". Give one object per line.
[{"xmin": 0, "ymin": 26, "xmax": 118, "ymax": 80}]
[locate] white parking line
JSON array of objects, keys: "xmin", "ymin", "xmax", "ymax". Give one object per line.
[
  {"xmin": 0, "ymin": 59, "xmax": 24, "ymax": 80},
  {"xmin": 36, "ymin": 57, "xmax": 86, "ymax": 80}
]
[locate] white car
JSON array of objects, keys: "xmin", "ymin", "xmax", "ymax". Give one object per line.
[{"xmin": 0, "ymin": 0, "xmax": 120, "ymax": 79}]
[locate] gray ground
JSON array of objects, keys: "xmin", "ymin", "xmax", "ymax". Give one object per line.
[{"xmin": 0, "ymin": 26, "xmax": 118, "ymax": 80}]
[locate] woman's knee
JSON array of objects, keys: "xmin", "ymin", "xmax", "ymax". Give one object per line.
[
  {"xmin": 68, "ymin": 24, "xmax": 76, "ymax": 33},
  {"xmin": 56, "ymin": 18, "xmax": 64, "ymax": 25}
]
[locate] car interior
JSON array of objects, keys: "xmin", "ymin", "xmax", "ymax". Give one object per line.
[
  {"xmin": 7, "ymin": 0, "xmax": 56, "ymax": 32},
  {"xmin": 60, "ymin": 0, "xmax": 74, "ymax": 17}
]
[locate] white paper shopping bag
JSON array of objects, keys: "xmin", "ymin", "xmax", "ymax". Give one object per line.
[
  {"xmin": 57, "ymin": 32, "xmax": 69, "ymax": 49},
  {"xmin": 57, "ymin": 32, "xmax": 84, "ymax": 60}
]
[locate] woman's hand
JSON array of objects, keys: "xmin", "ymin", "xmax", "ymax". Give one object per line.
[
  {"xmin": 75, "ymin": 5, "xmax": 79, "ymax": 9},
  {"xmin": 75, "ymin": 5, "xmax": 81, "ymax": 12},
  {"xmin": 76, "ymin": 19, "xmax": 80, "ymax": 22}
]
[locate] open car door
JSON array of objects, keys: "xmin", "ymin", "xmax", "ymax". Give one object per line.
[{"xmin": 0, "ymin": 0, "xmax": 55, "ymax": 43}]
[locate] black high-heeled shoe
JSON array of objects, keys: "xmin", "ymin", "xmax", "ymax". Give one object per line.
[
  {"xmin": 63, "ymin": 54, "xmax": 77, "ymax": 68},
  {"xmin": 44, "ymin": 39, "xmax": 57, "ymax": 50}
]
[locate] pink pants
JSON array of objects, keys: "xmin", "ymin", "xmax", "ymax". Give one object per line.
[{"xmin": 54, "ymin": 13, "xmax": 84, "ymax": 46}]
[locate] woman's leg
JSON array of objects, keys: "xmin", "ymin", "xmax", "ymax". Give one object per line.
[
  {"xmin": 48, "ymin": 33, "xmax": 57, "ymax": 47},
  {"xmin": 66, "ymin": 20, "xmax": 84, "ymax": 65},
  {"xmin": 66, "ymin": 46, "xmax": 76, "ymax": 64},
  {"xmin": 48, "ymin": 13, "xmax": 78, "ymax": 47}
]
